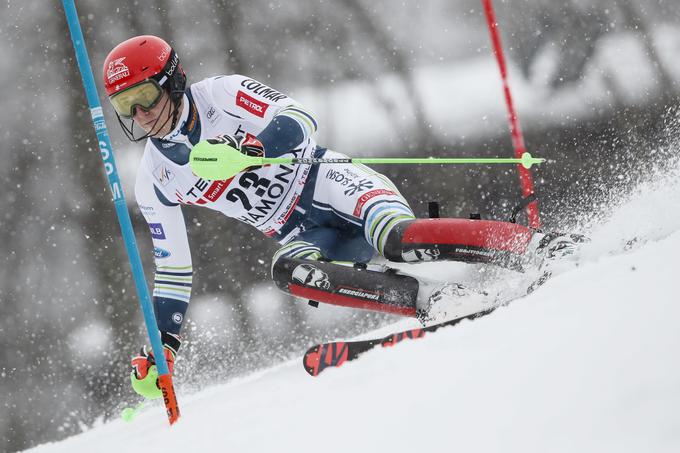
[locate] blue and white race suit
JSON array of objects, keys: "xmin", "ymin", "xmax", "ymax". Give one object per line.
[{"xmin": 134, "ymin": 75, "xmax": 414, "ymax": 334}]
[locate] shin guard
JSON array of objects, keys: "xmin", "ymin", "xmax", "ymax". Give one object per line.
[
  {"xmin": 272, "ymin": 257, "xmax": 419, "ymax": 317},
  {"xmin": 383, "ymin": 218, "xmax": 534, "ymax": 269}
]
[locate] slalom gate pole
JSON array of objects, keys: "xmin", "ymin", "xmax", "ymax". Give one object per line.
[
  {"xmin": 61, "ymin": 0, "xmax": 180, "ymax": 424},
  {"xmin": 482, "ymin": 0, "xmax": 541, "ymax": 229}
]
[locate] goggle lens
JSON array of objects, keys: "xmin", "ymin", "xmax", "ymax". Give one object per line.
[{"xmin": 109, "ymin": 80, "xmax": 163, "ymax": 118}]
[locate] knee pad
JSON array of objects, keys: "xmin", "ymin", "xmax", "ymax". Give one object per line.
[{"xmin": 272, "ymin": 256, "xmax": 419, "ymax": 317}]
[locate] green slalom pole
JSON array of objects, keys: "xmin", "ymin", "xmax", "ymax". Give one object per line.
[{"xmin": 189, "ymin": 140, "xmax": 546, "ymax": 181}]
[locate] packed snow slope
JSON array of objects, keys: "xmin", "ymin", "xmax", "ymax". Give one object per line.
[{"xmin": 29, "ymin": 170, "xmax": 680, "ymax": 453}]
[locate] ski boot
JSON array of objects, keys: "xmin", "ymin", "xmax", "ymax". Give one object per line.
[
  {"xmin": 533, "ymin": 232, "xmax": 589, "ymax": 268},
  {"xmin": 525, "ymin": 231, "xmax": 590, "ymax": 292},
  {"xmin": 415, "ymin": 280, "xmax": 493, "ymax": 325}
]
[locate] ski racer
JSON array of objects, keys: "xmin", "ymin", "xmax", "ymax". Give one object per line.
[{"xmin": 102, "ymin": 35, "xmax": 581, "ymax": 400}]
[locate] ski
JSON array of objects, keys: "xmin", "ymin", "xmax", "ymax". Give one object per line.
[
  {"xmin": 302, "ymin": 307, "xmax": 496, "ymax": 376},
  {"xmin": 302, "ymin": 267, "xmax": 557, "ymax": 376}
]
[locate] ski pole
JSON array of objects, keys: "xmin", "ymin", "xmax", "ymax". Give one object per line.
[
  {"xmin": 61, "ymin": 0, "xmax": 180, "ymax": 425},
  {"xmin": 189, "ymin": 140, "xmax": 546, "ymax": 181}
]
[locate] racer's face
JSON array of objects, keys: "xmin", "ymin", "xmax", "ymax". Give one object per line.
[{"xmin": 131, "ymin": 90, "xmax": 175, "ymax": 137}]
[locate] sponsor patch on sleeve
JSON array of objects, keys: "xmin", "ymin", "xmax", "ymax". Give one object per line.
[
  {"xmin": 153, "ymin": 247, "xmax": 171, "ymax": 259},
  {"xmin": 152, "ymin": 164, "xmax": 175, "ymax": 187},
  {"xmin": 353, "ymin": 189, "xmax": 396, "ymax": 217},
  {"xmin": 236, "ymin": 90, "xmax": 269, "ymax": 118},
  {"xmin": 149, "ymin": 223, "xmax": 166, "ymax": 240}
]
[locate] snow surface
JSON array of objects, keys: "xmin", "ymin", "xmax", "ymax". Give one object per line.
[{"xmin": 28, "ymin": 167, "xmax": 680, "ymax": 452}]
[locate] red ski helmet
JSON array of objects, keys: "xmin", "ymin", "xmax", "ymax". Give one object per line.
[
  {"xmin": 103, "ymin": 35, "xmax": 184, "ymax": 96},
  {"xmin": 103, "ymin": 35, "xmax": 186, "ymax": 140}
]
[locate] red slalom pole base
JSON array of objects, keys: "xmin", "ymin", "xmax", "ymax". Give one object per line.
[
  {"xmin": 158, "ymin": 374, "xmax": 181, "ymax": 425},
  {"xmin": 481, "ymin": 0, "xmax": 541, "ymax": 229}
]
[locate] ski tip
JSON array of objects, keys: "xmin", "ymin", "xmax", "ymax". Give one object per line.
[
  {"xmin": 302, "ymin": 341, "xmax": 350, "ymax": 377},
  {"xmin": 303, "ymin": 345, "xmax": 323, "ymax": 377}
]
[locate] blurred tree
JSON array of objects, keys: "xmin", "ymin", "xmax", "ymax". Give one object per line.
[
  {"xmin": 125, "ymin": 0, "xmax": 173, "ymax": 40},
  {"xmin": 340, "ymin": 0, "xmax": 441, "ymax": 150},
  {"xmin": 502, "ymin": 0, "xmax": 678, "ymax": 100},
  {"xmin": 617, "ymin": 0, "xmax": 675, "ymax": 98},
  {"xmin": 215, "ymin": 0, "xmax": 247, "ymax": 73}
]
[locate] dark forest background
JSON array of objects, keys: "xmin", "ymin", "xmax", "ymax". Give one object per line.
[{"xmin": 1, "ymin": 1, "xmax": 679, "ymax": 451}]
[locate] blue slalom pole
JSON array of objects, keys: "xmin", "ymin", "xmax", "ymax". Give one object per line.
[{"xmin": 61, "ymin": 0, "xmax": 180, "ymax": 424}]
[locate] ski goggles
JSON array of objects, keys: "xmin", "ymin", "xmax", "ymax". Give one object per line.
[{"xmin": 109, "ymin": 79, "xmax": 164, "ymax": 118}]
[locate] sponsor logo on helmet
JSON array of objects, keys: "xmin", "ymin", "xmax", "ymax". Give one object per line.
[
  {"xmin": 158, "ymin": 45, "xmax": 171, "ymax": 62},
  {"xmin": 165, "ymin": 52, "xmax": 179, "ymax": 78},
  {"xmin": 236, "ymin": 90, "xmax": 269, "ymax": 117},
  {"xmin": 107, "ymin": 57, "xmax": 130, "ymax": 84}
]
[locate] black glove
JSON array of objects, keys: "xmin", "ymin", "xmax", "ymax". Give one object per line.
[{"xmin": 206, "ymin": 134, "xmax": 265, "ymax": 171}]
